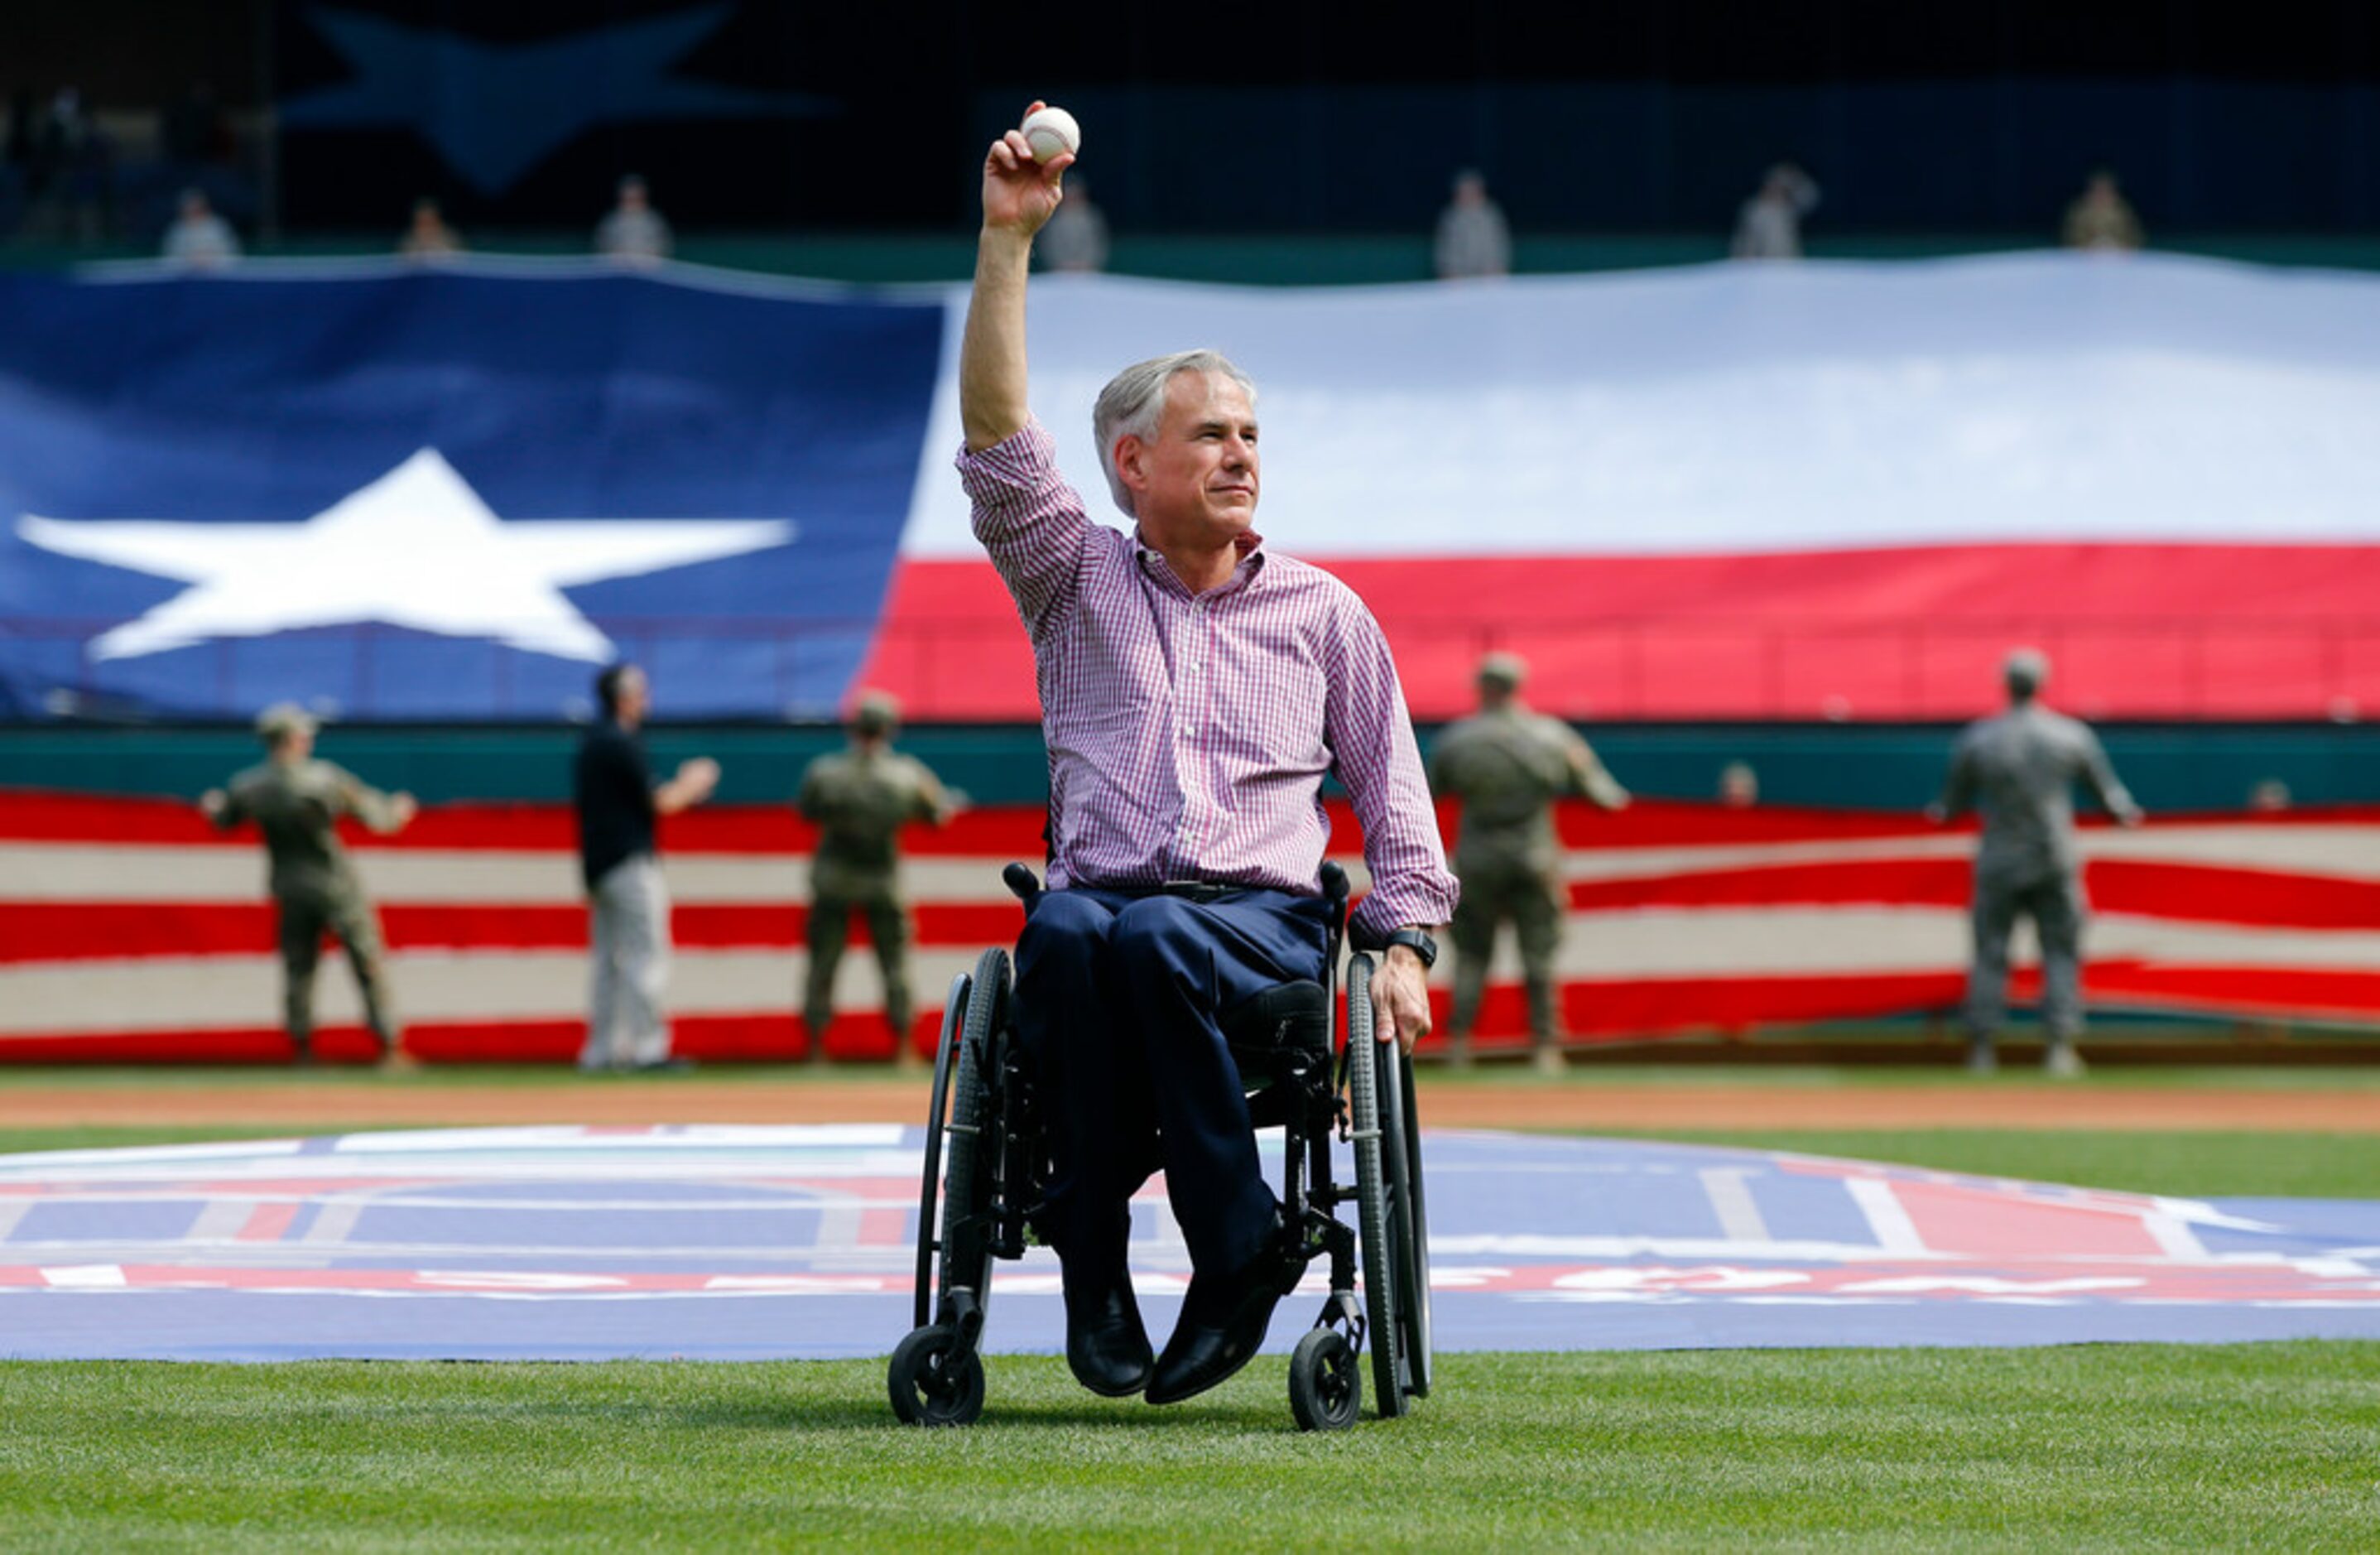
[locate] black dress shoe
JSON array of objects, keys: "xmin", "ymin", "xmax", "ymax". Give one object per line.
[
  {"xmin": 1146, "ymin": 1240, "xmax": 1291, "ymax": 1406},
  {"xmin": 1062, "ymin": 1249, "xmax": 1152, "ymax": 1397}
]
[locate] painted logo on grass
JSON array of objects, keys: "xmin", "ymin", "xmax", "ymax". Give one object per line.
[{"xmin": 0, "ymin": 1128, "xmax": 2373, "ymax": 1360}]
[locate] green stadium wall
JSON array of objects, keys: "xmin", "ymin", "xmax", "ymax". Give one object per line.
[{"xmin": 4, "ymin": 721, "xmax": 2373, "ymax": 814}]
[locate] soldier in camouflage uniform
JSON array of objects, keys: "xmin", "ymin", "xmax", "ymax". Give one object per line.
[
  {"xmin": 796, "ymin": 692, "xmax": 959, "ymax": 1065},
  {"xmin": 1930, "ymin": 649, "xmax": 2143, "ymax": 1077},
  {"xmin": 1428, "ymin": 653, "xmax": 1629, "ymax": 1074},
  {"xmin": 200, "ymin": 704, "xmax": 417, "ymax": 1065}
]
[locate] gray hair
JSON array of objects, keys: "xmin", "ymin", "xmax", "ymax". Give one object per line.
[
  {"xmin": 1090, "ymin": 349, "xmax": 1257, "ymax": 518},
  {"xmin": 2003, "ymin": 647, "xmax": 2051, "ymax": 700}
]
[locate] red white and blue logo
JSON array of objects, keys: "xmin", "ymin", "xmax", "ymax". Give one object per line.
[{"xmin": 0, "ymin": 1129, "xmax": 2372, "ymax": 1360}]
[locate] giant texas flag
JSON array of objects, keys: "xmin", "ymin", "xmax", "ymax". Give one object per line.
[
  {"xmin": 7, "ymin": 253, "xmax": 2380, "ymax": 722},
  {"xmin": 873, "ymin": 253, "xmax": 2380, "ymax": 723},
  {"xmin": 0, "ymin": 264, "xmax": 942, "ymax": 720}
]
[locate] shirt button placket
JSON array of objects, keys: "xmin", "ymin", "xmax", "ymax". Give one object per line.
[{"xmin": 1176, "ymin": 605, "xmax": 1198, "ymax": 739}]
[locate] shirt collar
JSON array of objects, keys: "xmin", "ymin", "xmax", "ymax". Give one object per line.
[{"xmin": 1131, "ymin": 527, "xmax": 1267, "ymax": 598}]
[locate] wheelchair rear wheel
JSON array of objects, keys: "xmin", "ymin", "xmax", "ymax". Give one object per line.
[
  {"xmin": 936, "ymin": 948, "xmax": 1008, "ymax": 1312},
  {"xmin": 1345, "ymin": 954, "xmax": 1430, "ymax": 1418},
  {"xmin": 892, "ymin": 948, "xmax": 1011, "ymax": 1427},
  {"xmin": 1378, "ymin": 1021, "xmax": 1433, "ymax": 1399},
  {"xmin": 1344, "ymin": 956, "xmax": 1403, "ymax": 1418}
]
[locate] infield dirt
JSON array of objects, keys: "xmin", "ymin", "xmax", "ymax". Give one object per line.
[{"xmin": 0, "ymin": 1072, "xmax": 2371, "ymax": 1132}]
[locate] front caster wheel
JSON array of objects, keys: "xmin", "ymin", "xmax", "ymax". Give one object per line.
[
  {"xmin": 1288, "ymin": 1326, "xmax": 1362, "ymax": 1432},
  {"xmin": 887, "ymin": 1325, "xmax": 985, "ymax": 1427}
]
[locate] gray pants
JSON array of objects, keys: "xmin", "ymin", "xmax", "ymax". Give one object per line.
[
  {"xmin": 278, "ymin": 886, "xmax": 397, "ymax": 1053},
  {"xmin": 1449, "ymin": 854, "xmax": 1565, "ymax": 1046},
  {"xmin": 583, "ymin": 854, "xmax": 671, "ymax": 1070},
  {"xmin": 1964, "ymin": 871, "xmax": 2085, "ymax": 1042},
  {"xmin": 804, "ymin": 889, "xmax": 916, "ymax": 1050}
]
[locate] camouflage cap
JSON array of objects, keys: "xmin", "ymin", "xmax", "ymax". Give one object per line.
[
  {"xmin": 1476, "ymin": 652, "xmax": 1528, "ymax": 691},
  {"xmin": 255, "ymin": 702, "xmax": 318, "ymax": 743},
  {"xmin": 848, "ymin": 690, "xmax": 901, "ymax": 736}
]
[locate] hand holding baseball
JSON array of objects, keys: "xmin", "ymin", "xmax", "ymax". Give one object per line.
[{"xmin": 981, "ymin": 99, "xmax": 1076, "ymax": 238}]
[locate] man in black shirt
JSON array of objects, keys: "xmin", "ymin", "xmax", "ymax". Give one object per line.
[{"xmin": 575, "ymin": 663, "xmax": 719, "ymax": 1071}]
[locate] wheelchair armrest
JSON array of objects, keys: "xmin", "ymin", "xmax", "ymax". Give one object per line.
[{"xmin": 1002, "ymin": 863, "xmax": 1041, "ymax": 904}]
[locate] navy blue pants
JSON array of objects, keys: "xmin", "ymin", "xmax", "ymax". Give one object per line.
[{"xmin": 1012, "ymin": 887, "xmax": 1333, "ymax": 1275}]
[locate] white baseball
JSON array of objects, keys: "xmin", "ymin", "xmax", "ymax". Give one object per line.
[{"xmin": 1020, "ymin": 106, "xmax": 1080, "ymax": 164}]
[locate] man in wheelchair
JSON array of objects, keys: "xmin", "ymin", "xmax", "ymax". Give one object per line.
[{"xmin": 950, "ymin": 107, "xmax": 1459, "ymax": 1407}]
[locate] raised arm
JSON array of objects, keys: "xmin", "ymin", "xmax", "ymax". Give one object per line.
[
  {"xmin": 2079, "ymin": 730, "xmax": 2144, "ymax": 826},
  {"xmin": 1927, "ymin": 738, "xmax": 1976, "ymax": 824},
  {"xmin": 656, "ymin": 757, "xmax": 719, "ymax": 817},
  {"xmin": 960, "ymin": 104, "xmax": 1074, "ymax": 451},
  {"xmin": 1562, "ymin": 728, "xmax": 1630, "ymax": 811},
  {"xmin": 329, "ymin": 766, "xmax": 417, "ymax": 836},
  {"xmin": 912, "ymin": 763, "xmax": 960, "ymax": 827}
]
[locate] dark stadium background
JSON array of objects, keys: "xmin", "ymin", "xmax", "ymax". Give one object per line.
[{"xmin": 7, "ymin": 1, "xmax": 2380, "ymax": 239}]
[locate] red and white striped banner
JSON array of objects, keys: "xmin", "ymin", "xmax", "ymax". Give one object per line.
[{"xmin": 3, "ymin": 790, "xmax": 2376, "ymax": 1062}]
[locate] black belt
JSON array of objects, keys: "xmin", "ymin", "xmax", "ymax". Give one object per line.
[
  {"xmin": 1154, "ymin": 879, "xmax": 1239, "ymax": 903},
  {"xmin": 1090, "ymin": 879, "xmax": 1245, "ymax": 904}
]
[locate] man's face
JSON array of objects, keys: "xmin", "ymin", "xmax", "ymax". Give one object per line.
[
  {"xmin": 615, "ymin": 667, "xmax": 651, "ymax": 723},
  {"xmin": 1118, "ymin": 370, "xmax": 1260, "ymax": 550}
]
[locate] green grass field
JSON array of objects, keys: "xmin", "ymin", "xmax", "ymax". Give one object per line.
[
  {"xmin": 0, "ymin": 1071, "xmax": 2374, "ymax": 1548},
  {"xmin": 2, "ymin": 1348, "xmax": 2375, "ymax": 1550}
]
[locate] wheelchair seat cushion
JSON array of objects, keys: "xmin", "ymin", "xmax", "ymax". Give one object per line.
[{"xmin": 1221, "ymin": 980, "xmax": 1331, "ymax": 1062}]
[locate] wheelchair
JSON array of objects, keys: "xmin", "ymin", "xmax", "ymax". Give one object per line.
[{"xmin": 887, "ymin": 862, "xmax": 1432, "ymax": 1432}]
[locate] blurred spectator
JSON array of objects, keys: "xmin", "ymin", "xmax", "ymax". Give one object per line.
[
  {"xmin": 796, "ymin": 691, "xmax": 959, "ymax": 1066},
  {"xmin": 575, "ymin": 663, "xmax": 719, "ymax": 1072},
  {"xmin": 161, "ymin": 81, "xmax": 233, "ymax": 171},
  {"xmin": 1434, "ymin": 169, "xmax": 1511, "ymax": 281},
  {"xmin": 1929, "ymin": 648, "xmax": 2143, "ymax": 1078},
  {"xmin": 595, "ymin": 174, "xmax": 671, "ymax": 265},
  {"xmin": 2063, "ymin": 168, "xmax": 2143, "ymax": 252},
  {"xmin": 1036, "ymin": 173, "xmax": 1109, "ymax": 273},
  {"xmin": 31, "ymin": 88, "xmax": 112, "ymax": 243},
  {"xmin": 199, "ymin": 704, "xmax": 416, "ymax": 1067},
  {"xmin": 1719, "ymin": 760, "xmax": 1760, "ymax": 808},
  {"xmin": 1731, "ymin": 162, "xmax": 1820, "ymax": 260},
  {"xmin": 2249, "ymin": 778, "xmax": 2292, "ymax": 813},
  {"xmin": 4, "ymin": 87, "xmax": 33, "ymax": 176},
  {"xmin": 161, "ymin": 187, "xmax": 239, "ymax": 267},
  {"xmin": 398, "ymin": 197, "xmax": 465, "ymax": 261},
  {"xmin": 1430, "ymin": 652, "xmax": 1628, "ymax": 1073}
]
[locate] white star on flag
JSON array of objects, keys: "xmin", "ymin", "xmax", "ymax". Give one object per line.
[{"xmin": 16, "ymin": 448, "xmax": 794, "ymax": 664}]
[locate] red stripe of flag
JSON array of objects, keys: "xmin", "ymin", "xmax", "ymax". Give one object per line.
[
  {"xmin": 1568, "ymin": 859, "xmax": 1974, "ymax": 912},
  {"xmin": 0, "ymin": 1011, "xmax": 934, "ymax": 1066},
  {"xmin": 0, "ymin": 901, "xmax": 1031, "ymax": 962}
]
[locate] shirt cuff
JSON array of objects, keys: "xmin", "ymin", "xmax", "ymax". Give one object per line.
[{"xmin": 1350, "ymin": 875, "xmax": 1459, "ymax": 942}]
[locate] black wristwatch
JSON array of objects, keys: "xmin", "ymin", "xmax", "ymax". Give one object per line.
[{"xmin": 1383, "ymin": 928, "xmax": 1438, "ymax": 970}]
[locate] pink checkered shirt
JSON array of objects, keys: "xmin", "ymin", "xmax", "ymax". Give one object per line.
[{"xmin": 957, "ymin": 419, "xmax": 1458, "ymax": 938}]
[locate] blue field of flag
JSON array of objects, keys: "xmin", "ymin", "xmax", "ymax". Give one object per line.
[{"xmin": 0, "ymin": 267, "xmax": 945, "ymax": 720}]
